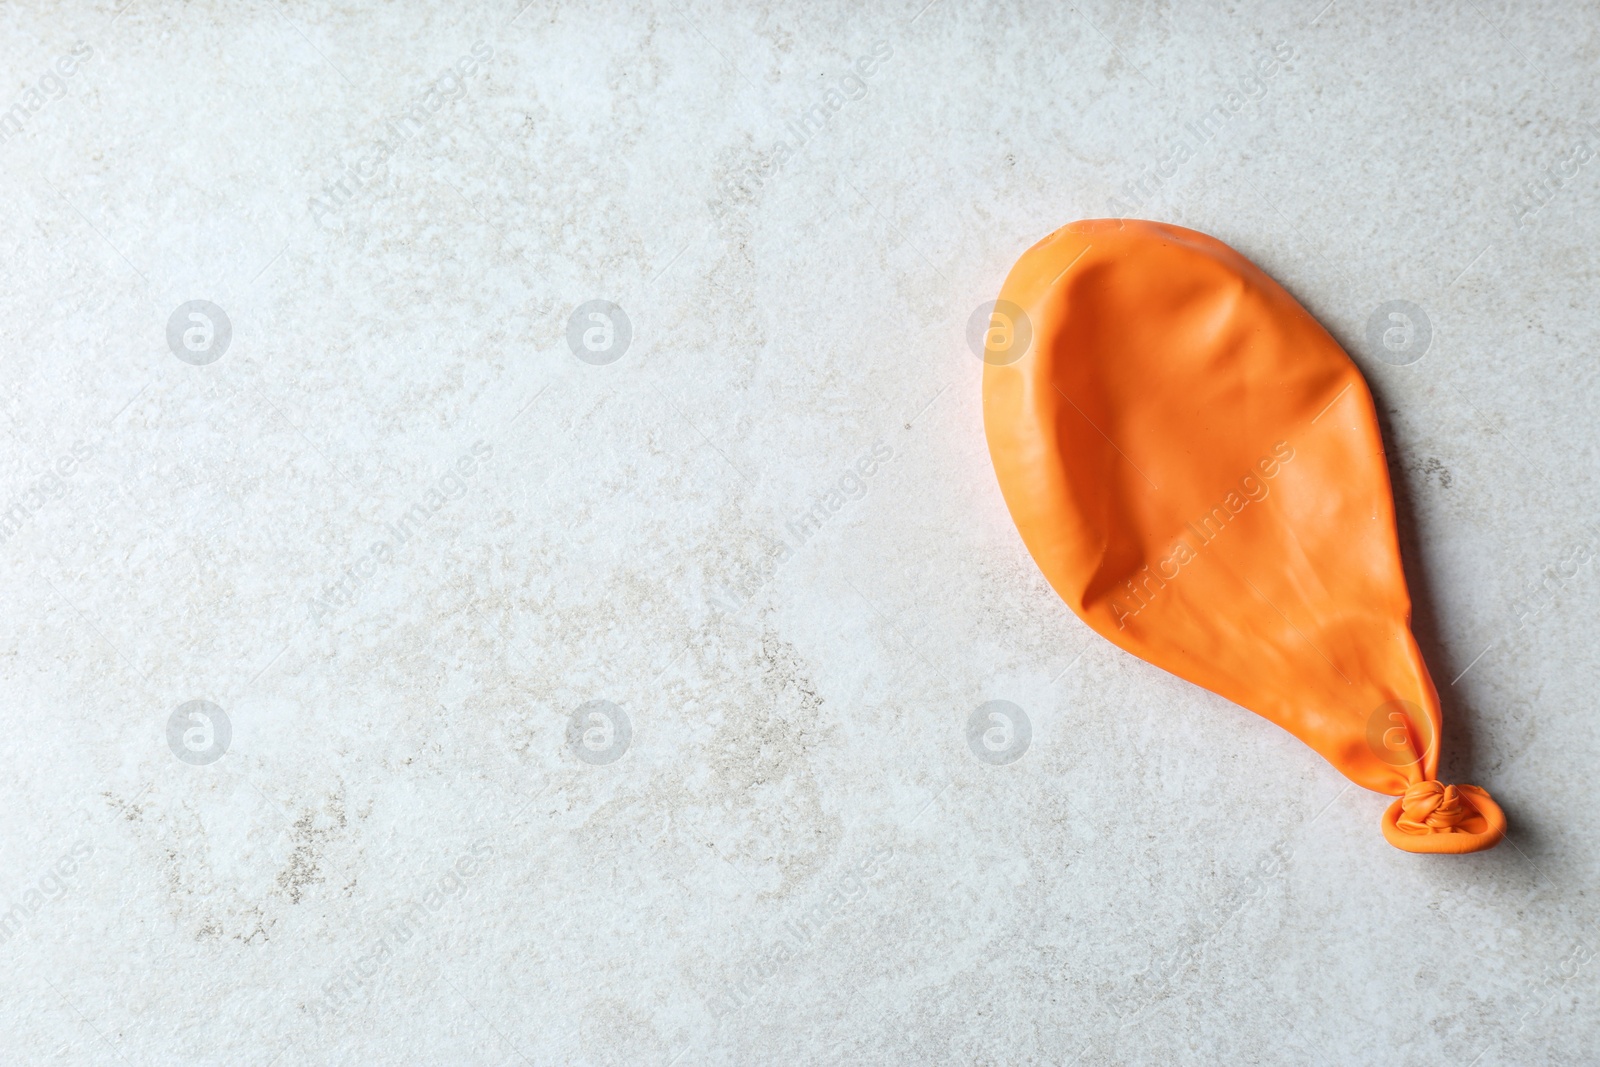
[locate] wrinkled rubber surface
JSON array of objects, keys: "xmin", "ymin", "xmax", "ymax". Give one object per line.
[{"xmin": 982, "ymin": 218, "xmax": 1503, "ymax": 854}]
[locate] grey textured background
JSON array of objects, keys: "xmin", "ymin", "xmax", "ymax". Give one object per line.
[{"xmin": 2, "ymin": 1, "xmax": 1598, "ymax": 1064}]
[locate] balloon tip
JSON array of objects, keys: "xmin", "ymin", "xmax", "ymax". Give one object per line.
[{"xmin": 1381, "ymin": 782, "xmax": 1506, "ymax": 854}]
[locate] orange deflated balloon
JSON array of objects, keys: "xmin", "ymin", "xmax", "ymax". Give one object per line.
[{"xmin": 982, "ymin": 218, "xmax": 1504, "ymax": 854}]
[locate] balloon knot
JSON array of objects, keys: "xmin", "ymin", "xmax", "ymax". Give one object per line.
[
  {"xmin": 1397, "ymin": 782, "xmax": 1474, "ymax": 834},
  {"xmin": 1380, "ymin": 781, "xmax": 1506, "ymax": 854}
]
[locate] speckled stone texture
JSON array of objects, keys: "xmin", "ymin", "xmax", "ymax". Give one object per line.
[{"xmin": 2, "ymin": 1, "xmax": 1597, "ymax": 1064}]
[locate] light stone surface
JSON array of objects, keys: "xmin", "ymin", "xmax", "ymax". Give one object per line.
[{"xmin": 2, "ymin": 1, "xmax": 1598, "ymax": 1064}]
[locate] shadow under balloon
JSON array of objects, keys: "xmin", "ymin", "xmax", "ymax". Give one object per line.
[
  {"xmin": 1356, "ymin": 374, "xmax": 1476, "ymax": 761},
  {"xmin": 1340, "ymin": 349, "xmax": 1535, "ymax": 855}
]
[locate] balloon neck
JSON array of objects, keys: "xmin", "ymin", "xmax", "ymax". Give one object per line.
[{"xmin": 1380, "ymin": 781, "xmax": 1506, "ymax": 854}]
